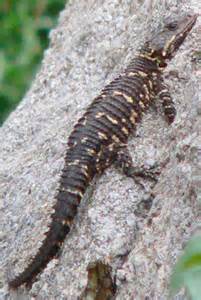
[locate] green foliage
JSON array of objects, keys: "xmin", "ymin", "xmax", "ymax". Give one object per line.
[
  {"xmin": 170, "ymin": 236, "xmax": 201, "ymax": 299},
  {"xmin": 0, "ymin": 0, "xmax": 66, "ymax": 124}
]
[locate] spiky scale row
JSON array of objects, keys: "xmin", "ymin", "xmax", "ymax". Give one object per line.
[{"xmin": 8, "ymin": 14, "xmax": 197, "ymax": 288}]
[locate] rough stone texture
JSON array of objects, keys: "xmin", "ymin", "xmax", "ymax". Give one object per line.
[{"xmin": 0, "ymin": 0, "xmax": 201, "ymax": 299}]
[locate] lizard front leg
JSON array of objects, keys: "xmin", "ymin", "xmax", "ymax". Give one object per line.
[{"xmin": 154, "ymin": 73, "xmax": 177, "ymax": 124}]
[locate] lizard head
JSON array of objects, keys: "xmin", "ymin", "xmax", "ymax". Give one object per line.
[{"xmin": 147, "ymin": 14, "xmax": 197, "ymax": 61}]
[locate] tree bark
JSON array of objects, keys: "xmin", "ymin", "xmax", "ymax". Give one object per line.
[{"xmin": 0, "ymin": 0, "xmax": 200, "ymax": 299}]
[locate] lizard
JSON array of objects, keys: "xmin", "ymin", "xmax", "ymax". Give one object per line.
[{"xmin": 8, "ymin": 13, "xmax": 197, "ymax": 288}]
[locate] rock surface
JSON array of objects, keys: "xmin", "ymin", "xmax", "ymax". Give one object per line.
[{"xmin": 0, "ymin": 0, "xmax": 201, "ymax": 299}]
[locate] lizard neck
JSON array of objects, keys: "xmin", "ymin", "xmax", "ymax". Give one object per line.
[{"xmin": 138, "ymin": 44, "xmax": 167, "ymax": 70}]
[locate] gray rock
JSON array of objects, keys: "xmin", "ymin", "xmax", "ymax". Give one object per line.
[{"xmin": 0, "ymin": 0, "xmax": 200, "ymax": 299}]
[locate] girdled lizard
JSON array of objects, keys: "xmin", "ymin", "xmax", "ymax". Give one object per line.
[{"xmin": 8, "ymin": 14, "xmax": 197, "ymax": 288}]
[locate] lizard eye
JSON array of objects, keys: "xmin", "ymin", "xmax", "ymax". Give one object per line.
[{"xmin": 166, "ymin": 21, "xmax": 178, "ymax": 31}]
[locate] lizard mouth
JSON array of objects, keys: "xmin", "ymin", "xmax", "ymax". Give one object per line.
[{"xmin": 175, "ymin": 14, "xmax": 197, "ymax": 43}]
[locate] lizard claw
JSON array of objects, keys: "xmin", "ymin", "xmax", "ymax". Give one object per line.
[{"xmin": 127, "ymin": 164, "xmax": 161, "ymax": 183}]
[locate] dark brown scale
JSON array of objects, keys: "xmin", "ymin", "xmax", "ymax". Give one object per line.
[
  {"xmin": 88, "ymin": 97, "xmax": 129, "ymax": 122},
  {"xmin": 85, "ymin": 121, "xmax": 111, "ymax": 141},
  {"xmin": 62, "ymin": 165, "xmax": 94, "ymax": 183},
  {"xmin": 67, "ymin": 142, "xmax": 96, "ymax": 156},
  {"xmin": 113, "ymin": 76, "xmax": 148, "ymax": 104},
  {"xmin": 112, "ymin": 80, "xmax": 139, "ymax": 96},
  {"xmin": 115, "ymin": 74, "xmax": 146, "ymax": 90},
  {"xmin": 60, "ymin": 171, "xmax": 87, "ymax": 186},
  {"xmin": 87, "ymin": 118, "xmax": 127, "ymax": 145},
  {"xmin": 160, "ymin": 91, "xmax": 170, "ymax": 97},
  {"xmin": 84, "ymin": 95, "xmax": 106, "ymax": 115},
  {"xmin": 59, "ymin": 177, "xmax": 86, "ymax": 193},
  {"xmin": 94, "ymin": 114, "xmax": 129, "ymax": 141},
  {"xmin": 112, "ymin": 90, "xmax": 143, "ymax": 116},
  {"xmin": 122, "ymin": 74, "xmax": 145, "ymax": 86},
  {"xmin": 59, "ymin": 168, "xmax": 89, "ymax": 194},
  {"xmin": 65, "ymin": 152, "xmax": 93, "ymax": 164},
  {"xmin": 68, "ymin": 125, "xmax": 100, "ymax": 147},
  {"xmin": 68, "ymin": 134, "xmax": 100, "ymax": 152},
  {"xmin": 106, "ymin": 89, "xmax": 143, "ymax": 115},
  {"xmin": 123, "ymin": 78, "xmax": 151, "ymax": 107},
  {"xmin": 62, "ymin": 162, "xmax": 90, "ymax": 174},
  {"xmin": 110, "ymin": 95, "xmax": 141, "ymax": 123},
  {"xmin": 93, "ymin": 101, "xmax": 133, "ymax": 133},
  {"xmin": 162, "ymin": 101, "xmax": 176, "ymax": 124},
  {"xmin": 123, "ymin": 76, "xmax": 149, "ymax": 95},
  {"xmin": 86, "ymin": 73, "xmax": 142, "ymax": 119},
  {"xmin": 56, "ymin": 191, "xmax": 81, "ymax": 208},
  {"xmin": 79, "ymin": 139, "xmax": 100, "ymax": 151},
  {"xmin": 64, "ymin": 149, "xmax": 87, "ymax": 162},
  {"xmin": 71, "ymin": 120, "xmax": 86, "ymax": 131},
  {"xmin": 102, "ymin": 78, "xmax": 148, "ymax": 112},
  {"xmin": 134, "ymin": 60, "xmax": 158, "ymax": 72},
  {"xmin": 130, "ymin": 55, "xmax": 157, "ymax": 67},
  {"xmin": 87, "ymin": 96, "xmax": 132, "ymax": 126},
  {"xmin": 124, "ymin": 74, "xmax": 154, "ymax": 103},
  {"xmin": 108, "ymin": 95, "xmax": 135, "ymax": 119},
  {"xmin": 103, "ymin": 82, "xmax": 135, "ymax": 99},
  {"xmin": 59, "ymin": 164, "xmax": 94, "ymax": 189},
  {"xmin": 127, "ymin": 56, "xmax": 158, "ymax": 72}
]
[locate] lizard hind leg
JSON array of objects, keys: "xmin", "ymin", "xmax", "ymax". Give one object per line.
[{"xmin": 114, "ymin": 145, "xmax": 160, "ymax": 186}]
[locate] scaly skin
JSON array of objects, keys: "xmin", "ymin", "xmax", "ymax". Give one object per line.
[{"xmin": 8, "ymin": 14, "xmax": 197, "ymax": 288}]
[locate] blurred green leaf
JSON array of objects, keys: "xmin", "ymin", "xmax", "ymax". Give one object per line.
[
  {"xmin": 0, "ymin": 0, "xmax": 67, "ymax": 125},
  {"xmin": 170, "ymin": 236, "xmax": 201, "ymax": 300}
]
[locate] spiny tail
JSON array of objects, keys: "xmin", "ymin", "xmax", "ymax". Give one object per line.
[{"xmin": 8, "ymin": 160, "xmax": 93, "ymax": 288}]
